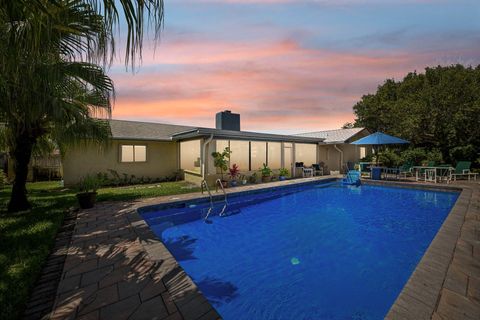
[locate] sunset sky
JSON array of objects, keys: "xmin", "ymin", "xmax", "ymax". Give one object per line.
[{"xmin": 109, "ymin": 0, "xmax": 480, "ymax": 134}]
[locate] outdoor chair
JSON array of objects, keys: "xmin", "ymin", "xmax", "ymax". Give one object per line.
[
  {"xmin": 358, "ymin": 162, "xmax": 371, "ymax": 177},
  {"xmin": 398, "ymin": 162, "xmax": 413, "ymax": 179},
  {"xmin": 302, "ymin": 166, "xmax": 314, "ymax": 178},
  {"xmin": 419, "ymin": 161, "xmax": 436, "ymax": 176},
  {"xmin": 450, "ymin": 161, "xmax": 478, "ymax": 181},
  {"xmin": 312, "ymin": 164, "xmax": 324, "ymax": 176},
  {"xmin": 436, "ymin": 164, "xmax": 452, "ymax": 182}
]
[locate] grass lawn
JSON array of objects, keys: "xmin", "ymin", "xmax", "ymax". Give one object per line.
[{"xmin": 0, "ymin": 180, "xmax": 199, "ymax": 320}]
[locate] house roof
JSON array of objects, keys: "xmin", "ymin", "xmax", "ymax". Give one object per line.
[
  {"xmin": 294, "ymin": 128, "xmax": 367, "ymax": 144},
  {"xmin": 109, "ymin": 119, "xmax": 325, "ymax": 143},
  {"xmin": 109, "ymin": 119, "xmax": 195, "ymax": 141}
]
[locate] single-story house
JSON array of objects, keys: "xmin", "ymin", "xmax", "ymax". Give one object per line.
[
  {"xmin": 62, "ymin": 111, "xmax": 371, "ymax": 186},
  {"xmin": 294, "ymin": 128, "xmax": 372, "ymax": 172}
]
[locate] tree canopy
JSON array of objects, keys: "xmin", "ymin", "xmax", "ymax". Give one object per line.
[{"xmin": 352, "ymin": 64, "xmax": 480, "ymax": 164}]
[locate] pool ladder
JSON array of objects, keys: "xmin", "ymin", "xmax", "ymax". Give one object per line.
[{"xmin": 201, "ymin": 179, "xmax": 228, "ymax": 222}]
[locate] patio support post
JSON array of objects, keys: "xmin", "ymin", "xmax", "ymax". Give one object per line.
[
  {"xmin": 201, "ymin": 134, "xmax": 214, "ymax": 180},
  {"xmin": 334, "ymin": 144, "xmax": 344, "ymax": 173}
]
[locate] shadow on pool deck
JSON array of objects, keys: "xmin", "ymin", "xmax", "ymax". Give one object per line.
[{"xmin": 49, "ymin": 201, "xmax": 220, "ymax": 320}]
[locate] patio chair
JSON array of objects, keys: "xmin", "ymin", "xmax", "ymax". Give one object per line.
[
  {"xmin": 295, "ymin": 162, "xmax": 304, "ymax": 177},
  {"xmin": 303, "ymin": 166, "xmax": 314, "ymax": 178},
  {"xmin": 419, "ymin": 161, "xmax": 436, "ymax": 176},
  {"xmin": 450, "ymin": 161, "xmax": 478, "ymax": 181},
  {"xmin": 312, "ymin": 164, "xmax": 324, "ymax": 176},
  {"xmin": 398, "ymin": 162, "xmax": 413, "ymax": 179},
  {"xmin": 358, "ymin": 162, "xmax": 371, "ymax": 177},
  {"xmin": 436, "ymin": 164, "xmax": 452, "ymax": 182}
]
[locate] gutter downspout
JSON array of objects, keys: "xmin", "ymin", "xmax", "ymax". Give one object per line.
[
  {"xmin": 333, "ymin": 144, "xmax": 344, "ymax": 173},
  {"xmin": 201, "ymin": 134, "xmax": 214, "ymax": 180}
]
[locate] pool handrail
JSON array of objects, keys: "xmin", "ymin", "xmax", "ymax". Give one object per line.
[
  {"xmin": 215, "ymin": 179, "xmax": 228, "ymax": 216},
  {"xmin": 201, "ymin": 180, "xmax": 214, "ymax": 222}
]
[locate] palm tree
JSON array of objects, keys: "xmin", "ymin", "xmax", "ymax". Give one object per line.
[{"xmin": 1, "ymin": 0, "xmax": 163, "ymax": 212}]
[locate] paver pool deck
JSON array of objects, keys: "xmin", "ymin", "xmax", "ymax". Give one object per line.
[{"xmin": 49, "ymin": 176, "xmax": 480, "ymax": 320}]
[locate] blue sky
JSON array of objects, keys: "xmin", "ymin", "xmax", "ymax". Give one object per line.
[{"xmin": 110, "ymin": 0, "xmax": 480, "ymax": 132}]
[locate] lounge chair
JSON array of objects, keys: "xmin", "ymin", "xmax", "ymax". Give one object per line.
[{"xmin": 450, "ymin": 161, "xmax": 478, "ymax": 181}]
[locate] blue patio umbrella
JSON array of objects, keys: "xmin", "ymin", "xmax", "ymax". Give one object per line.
[
  {"xmin": 351, "ymin": 132, "xmax": 409, "ymax": 145},
  {"xmin": 351, "ymin": 132, "xmax": 409, "ymax": 174}
]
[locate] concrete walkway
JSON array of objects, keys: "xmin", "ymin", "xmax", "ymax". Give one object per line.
[{"xmin": 49, "ymin": 177, "xmax": 479, "ymax": 319}]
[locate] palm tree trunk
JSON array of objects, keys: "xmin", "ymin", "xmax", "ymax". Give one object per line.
[{"xmin": 8, "ymin": 131, "xmax": 35, "ymax": 212}]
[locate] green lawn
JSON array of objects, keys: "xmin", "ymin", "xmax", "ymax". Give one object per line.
[{"xmin": 0, "ymin": 180, "xmax": 199, "ymax": 320}]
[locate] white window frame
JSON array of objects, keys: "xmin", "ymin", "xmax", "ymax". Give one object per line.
[{"xmin": 120, "ymin": 144, "xmax": 147, "ymax": 163}]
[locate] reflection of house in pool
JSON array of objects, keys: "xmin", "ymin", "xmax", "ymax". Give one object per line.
[{"xmin": 63, "ymin": 110, "xmax": 372, "ymax": 186}]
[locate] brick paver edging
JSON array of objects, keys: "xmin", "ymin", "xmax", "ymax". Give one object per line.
[
  {"xmin": 23, "ymin": 208, "xmax": 78, "ymax": 320},
  {"xmin": 365, "ymin": 180, "xmax": 480, "ymax": 319}
]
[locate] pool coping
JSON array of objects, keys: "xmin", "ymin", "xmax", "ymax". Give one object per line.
[
  {"xmin": 132, "ymin": 177, "xmax": 478, "ymax": 319},
  {"xmin": 364, "ymin": 180, "xmax": 478, "ymax": 319}
]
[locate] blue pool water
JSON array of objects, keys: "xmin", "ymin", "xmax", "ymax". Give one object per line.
[{"xmin": 140, "ymin": 182, "xmax": 459, "ymax": 320}]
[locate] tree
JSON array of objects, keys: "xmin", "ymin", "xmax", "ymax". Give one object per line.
[
  {"xmin": 352, "ymin": 65, "xmax": 480, "ymax": 165},
  {"xmin": 212, "ymin": 147, "xmax": 232, "ymax": 181},
  {"xmin": 341, "ymin": 122, "xmax": 355, "ymax": 129},
  {"xmin": 1, "ymin": 0, "xmax": 164, "ymax": 212}
]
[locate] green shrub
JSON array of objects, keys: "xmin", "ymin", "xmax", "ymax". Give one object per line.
[
  {"xmin": 279, "ymin": 168, "xmax": 289, "ymax": 177},
  {"xmin": 449, "ymin": 145, "xmax": 477, "ymax": 163},
  {"xmin": 425, "ymin": 148, "xmax": 443, "ymax": 164},
  {"xmin": 400, "ymin": 147, "xmax": 427, "ymax": 165},
  {"xmin": 377, "ymin": 149, "xmax": 401, "ymax": 167},
  {"xmin": 77, "ymin": 175, "xmax": 101, "ymax": 193},
  {"xmin": 260, "ymin": 163, "xmax": 272, "ymax": 177}
]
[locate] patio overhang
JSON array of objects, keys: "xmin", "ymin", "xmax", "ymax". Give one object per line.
[{"xmin": 171, "ymin": 128, "xmax": 326, "ymax": 144}]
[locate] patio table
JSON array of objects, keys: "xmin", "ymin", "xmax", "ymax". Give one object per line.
[{"xmin": 412, "ymin": 166, "xmax": 453, "ymax": 183}]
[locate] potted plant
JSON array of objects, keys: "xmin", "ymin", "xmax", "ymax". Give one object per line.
[
  {"xmin": 211, "ymin": 147, "xmax": 232, "ymax": 188},
  {"xmin": 76, "ymin": 175, "xmax": 101, "ymax": 209},
  {"xmin": 239, "ymin": 174, "xmax": 247, "ymax": 185},
  {"xmin": 278, "ymin": 168, "xmax": 289, "ymax": 181},
  {"xmin": 228, "ymin": 164, "xmax": 240, "ymax": 186},
  {"xmin": 260, "ymin": 163, "xmax": 272, "ymax": 183},
  {"xmin": 248, "ymin": 172, "xmax": 258, "ymax": 184}
]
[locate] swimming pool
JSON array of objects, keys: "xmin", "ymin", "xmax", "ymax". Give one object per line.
[{"xmin": 140, "ymin": 181, "xmax": 459, "ymax": 320}]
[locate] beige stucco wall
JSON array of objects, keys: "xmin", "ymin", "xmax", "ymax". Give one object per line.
[
  {"xmin": 318, "ymin": 144, "xmax": 372, "ymax": 173},
  {"xmin": 62, "ymin": 139, "xmax": 179, "ymax": 186}
]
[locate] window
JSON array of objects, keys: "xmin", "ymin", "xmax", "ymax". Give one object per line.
[
  {"xmin": 295, "ymin": 143, "xmax": 317, "ymax": 166},
  {"xmin": 180, "ymin": 140, "xmax": 201, "ymax": 172},
  {"xmin": 251, "ymin": 141, "xmax": 267, "ymax": 170},
  {"xmin": 267, "ymin": 142, "xmax": 281, "ymax": 169},
  {"xmin": 229, "ymin": 140, "xmax": 249, "ymax": 171},
  {"xmin": 216, "ymin": 140, "xmax": 230, "ymax": 154},
  {"xmin": 121, "ymin": 145, "xmax": 147, "ymax": 162},
  {"xmin": 359, "ymin": 147, "xmax": 366, "ymax": 159}
]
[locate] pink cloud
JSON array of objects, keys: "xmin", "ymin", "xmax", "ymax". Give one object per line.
[{"xmin": 110, "ymin": 36, "xmax": 478, "ymax": 131}]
